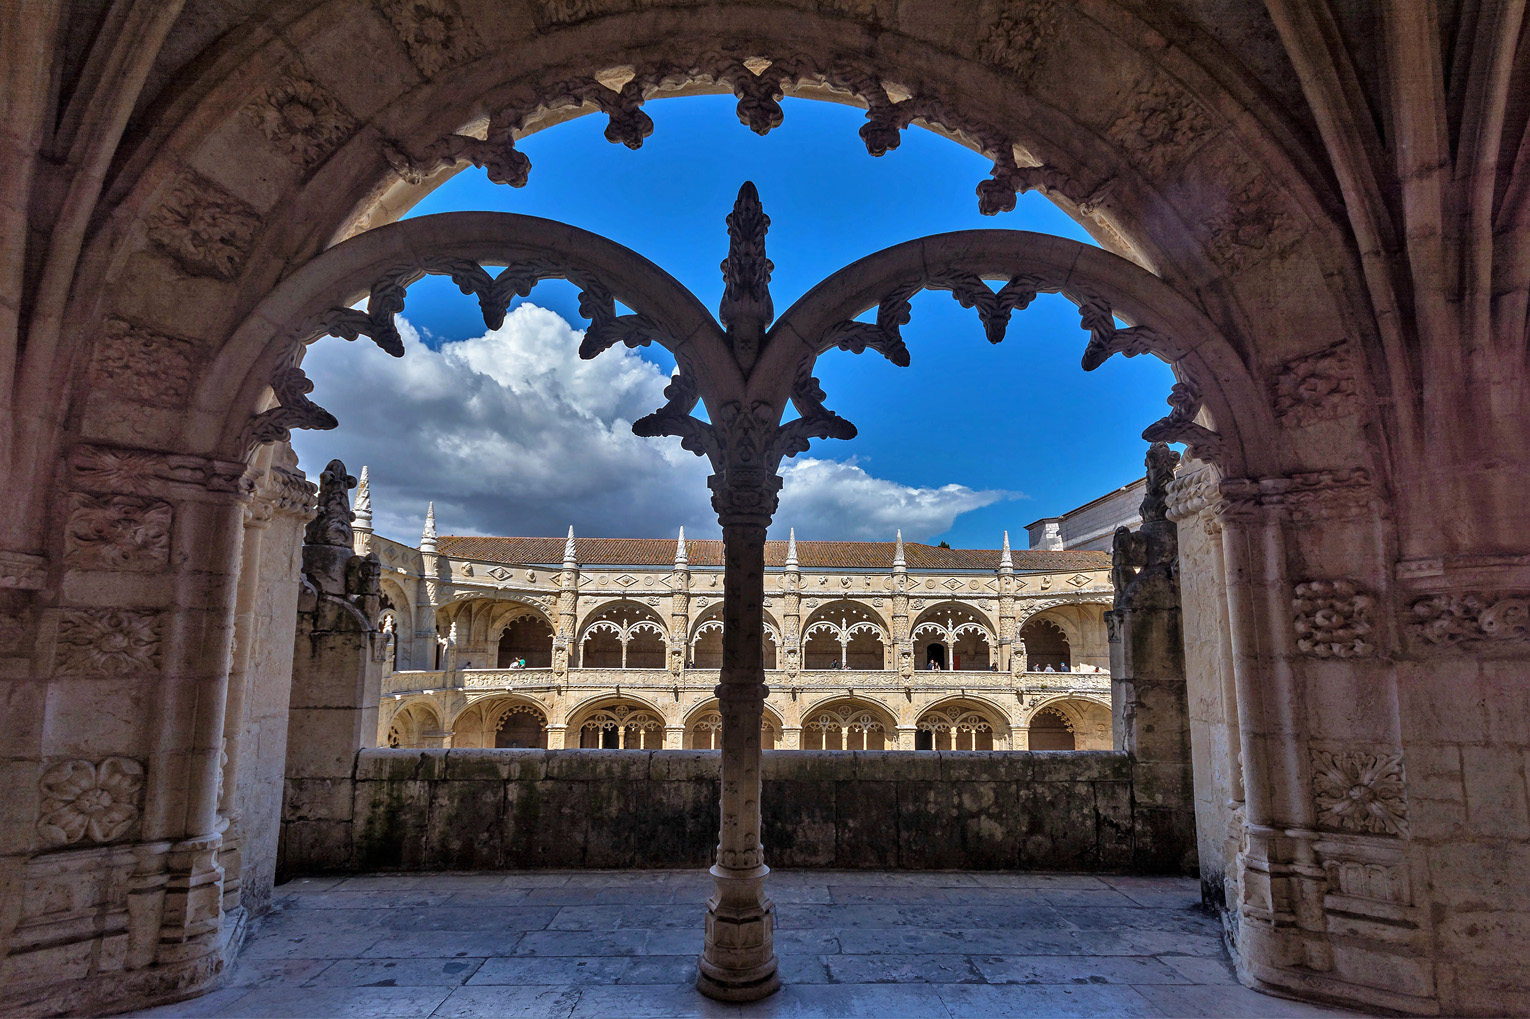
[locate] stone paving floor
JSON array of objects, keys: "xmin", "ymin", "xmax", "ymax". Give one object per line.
[{"xmin": 126, "ymin": 870, "xmax": 1363, "ymax": 1018}]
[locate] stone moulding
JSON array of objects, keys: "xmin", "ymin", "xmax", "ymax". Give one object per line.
[
  {"xmin": 0, "ymin": 550, "xmax": 48, "ymax": 590},
  {"xmin": 69, "ymin": 444, "xmax": 252, "ymax": 497},
  {"xmin": 1410, "ymin": 591, "xmax": 1530, "ymax": 644},
  {"xmin": 91, "ymin": 318, "xmax": 195, "ymax": 407},
  {"xmin": 35, "ymin": 757, "xmax": 145, "ymax": 846},
  {"xmin": 1310, "ymin": 748, "xmax": 1408, "ymax": 838},
  {"xmin": 1292, "ymin": 580, "xmax": 1375, "ymax": 659}
]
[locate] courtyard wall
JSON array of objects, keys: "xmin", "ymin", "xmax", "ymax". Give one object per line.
[{"xmin": 279, "ymin": 749, "xmax": 1179, "ymax": 875}]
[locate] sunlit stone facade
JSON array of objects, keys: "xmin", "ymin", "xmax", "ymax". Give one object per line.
[{"xmin": 364, "ymin": 500, "xmax": 1114, "ymax": 754}]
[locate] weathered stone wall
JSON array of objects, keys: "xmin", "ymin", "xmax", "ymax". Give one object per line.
[{"xmin": 290, "ymin": 749, "xmax": 1173, "ymax": 874}]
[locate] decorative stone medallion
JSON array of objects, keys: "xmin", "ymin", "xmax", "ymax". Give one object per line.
[
  {"xmin": 1311, "ymin": 748, "xmax": 1408, "ymax": 837},
  {"xmin": 36, "ymin": 757, "xmax": 145, "ymax": 846}
]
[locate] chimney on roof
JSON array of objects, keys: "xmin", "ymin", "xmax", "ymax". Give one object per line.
[
  {"xmin": 785, "ymin": 527, "xmax": 798, "ymax": 569},
  {"xmin": 674, "ymin": 526, "xmax": 688, "ymax": 568},
  {"xmin": 893, "ymin": 529, "xmax": 906, "ymax": 570},
  {"xmin": 420, "ymin": 501, "xmax": 437, "ymax": 553},
  {"xmin": 563, "ymin": 525, "xmax": 577, "ymax": 569},
  {"xmin": 999, "ymin": 530, "xmax": 1013, "ymax": 574}
]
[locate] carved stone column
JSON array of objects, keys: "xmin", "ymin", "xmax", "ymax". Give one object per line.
[
  {"xmin": 781, "ymin": 528, "xmax": 800, "ymax": 678},
  {"xmin": 891, "ymin": 531, "xmax": 911, "ymax": 679},
  {"xmin": 669, "ymin": 527, "xmax": 690, "ymax": 675},
  {"xmin": 997, "ymin": 531, "xmax": 1015, "ymax": 672},
  {"xmin": 555, "ymin": 527, "xmax": 578, "ymax": 678},
  {"xmin": 696, "ymin": 466, "xmax": 781, "ymax": 1002},
  {"xmin": 1106, "ymin": 443, "xmax": 1195, "ymax": 872}
]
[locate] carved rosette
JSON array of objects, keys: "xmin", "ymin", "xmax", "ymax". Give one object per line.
[
  {"xmin": 55, "ymin": 609, "xmax": 162, "ymax": 675},
  {"xmin": 64, "ymin": 494, "xmax": 173, "ymax": 571},
  {"xmin": 1292, "ymin": 580, "xmax": 1375, "ymax": 658},
  {"xmin": 376, "ymin": 0, "xmax": 483, "ymax": 77},
  {"xmin": 1203, "ymin": 171, "xmax": 1302, "ymax": 273},
  {"xmin": 145, "ymin": 172, "xmax": 262, "ymax": 280},
  {"xmin": 91, "ymin": 319, "xmax": 194, "ymax": 406},
  {"xmin": 978, "ymin": 0, "xmax": 1062, "ymax": 82},
  {"xmin": 36, "ymin": 757, "xmax": 145, "ymax": 846},
  {"xmin": 1311, "ymin": 749, "xmax": 1408, "ymax": 837},
  {"xmin": 1272, "ymin": 341, "xmax": 1360, "ymax": 426},
  {"xmin": 1411, "ymin": 592, "xmax": 1530, "ymax": 644},
  {"xmin": 1107, "ymin": 76, "xmax": 1213, "ymax": 176},
  {"xmin": 241, "ymin": 68, "xmax": 358, "ymax": 167}
]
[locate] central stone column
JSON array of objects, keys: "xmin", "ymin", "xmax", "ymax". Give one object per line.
[{"xmin": 697, "ymin": 467, "xmax": 781, "ymax": 1001}]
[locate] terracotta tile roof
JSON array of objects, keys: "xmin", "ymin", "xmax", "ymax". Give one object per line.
[{"xmin": 435, "ymin": 536, "xmax": 1109, "ymax": 573}]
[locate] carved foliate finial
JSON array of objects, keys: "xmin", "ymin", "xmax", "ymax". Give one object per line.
[
  {"xmin": 354, "ymin": 466, "xmax": 372, "ymax": 530},
  {"xmin": 1140, "ymin": 442, "xmax": 1181, "ymax": 523},
  {"xmin": 894, "ymin": 529, "xmax": 906, "ymax": 568},
  {"xmin": 1000, "ymin": 530, "xmax": 1013, "ymax": 571},
  {"xmin": 563, "ymin": 525, "xmax": 578, "ymax": 568},
  {"xmin": 674, "ymin": 526, "xmax": 688, "ymax": 568},
  {"xmin": 785, "ymin": 527, "xmax": 798, "ymax": 568},
  {"xmin": 718, "ymin": 181, "xmax": 774, "ymax": 372},
  {"xmin": 304, "ymin": 459, "xmax": 356, "ymax": 548},
  {"xmin": 420, "ymin": 501, "xmax": 437, "ymax": 552}
]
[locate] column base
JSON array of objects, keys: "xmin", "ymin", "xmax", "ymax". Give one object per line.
[{"xmin": 696, "ymin": 957, "xmax": 780, "ymax": 1002}]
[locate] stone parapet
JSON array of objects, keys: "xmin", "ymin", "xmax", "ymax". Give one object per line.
[{"xmin": 326, "ymin": 748, "xmax": 1157, "ymax": 873}]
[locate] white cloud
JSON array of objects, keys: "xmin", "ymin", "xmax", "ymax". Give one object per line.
[
  {"xmin": 290, "ymin": 305, "xmax": 1009, "ymax": 544},
  {"xmin": 774, "ymin": 458, "xmax": 1010, "ymax": 541}
]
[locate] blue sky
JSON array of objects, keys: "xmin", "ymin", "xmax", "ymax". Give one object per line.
[{"xmin": 292, "ymin": 94, "xmax": 1175, "ymax": 547}]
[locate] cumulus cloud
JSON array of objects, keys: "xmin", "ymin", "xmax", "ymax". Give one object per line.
[
  {"xmin": 774, "ymin": 458, "xmax": 1010, "ymax": 541},
  {"xmin": 290, "ymin": 305, "xmax": 1010, "ymax": 544}
]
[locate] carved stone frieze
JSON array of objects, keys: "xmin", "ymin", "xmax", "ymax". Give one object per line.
[
  {"xmin": 1272, "ymin": 341, "xmax": 1360, "ymax": 426},
  {"xmin": 376, "ymin": 0, "xmax": 483, "ymax": 77},
  {"xmin": 69, "ymin": 444, "xmax": 252, "ymax": 496},
  {"xmin": 1107, "ymin": 76, "xmax": 1213, "ymax": 176},
  {"xmin": 1164, "ymin": 463, "xmax": 1220, "ymax": 523},
  {"xmin": 258, "ymin": 466, "xmax": 318, "ymax": 516},
  {"xmin": 1292, "ymin": 580, "xmax": 1375, "ymax": 658},
  {"xmin": 537, "ymin": 0, "xmax": 600, "ymax": 27},
  {"xmin": 1214, "ymin": 467, "xmax": 1373, "ymax": 524},
  {"xmin": 64, "ymin": 494, "xmax": 173, "ymax": 572},
  {"xmin": 145, "ymin": 172, "xmax": 262, "ymax": 280},
  {"xmin": 1410, "ymin": 591, "xmax": 1530, "ymax": 644},
  {"xmin": 56, "ymin": 608, "xmax": 162, "ymax": 675},
  {"xmin": 1311, "ymin": 748, "xmax": 1408, "ymax": 837},
  {"xmin": 1323, "ymin": 856, "xmax": 1411, "ymax": 905},
  {"xmin": 36, "ymin": 757, "xmax": 145, "ymax": 846},
  {"xmin": 91, "ymin": 319, "xmax": 194, "ymax": 406},
  {"xmin": 241, "ymin": 68, "xmax": 357, "ymax": 167},
  {"xmin": 978, "ymin": 0, "xmax": 1062, "ymax": 82}
]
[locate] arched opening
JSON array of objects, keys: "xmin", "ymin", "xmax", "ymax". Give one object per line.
[
  {"xmin": 573, "ymin": 701, "xmax": 665, "ymax": 749},
  {"xmin": 496, "ymin": 613, "xmax": 554, "ymax": 668},
  {"xmin": 1021, "ymin": 618, "xmax": 1071, "ymax": 672},
  {"xmin": 914, "ymin": 699, "xmax": 1007, "ymax": 751},
  {"xmin": 912, "ymin": 604, "xmax": 995, "ymax": 671},
  {"xmin": 1028, "ymin": 707, "xmax": 1075, "ymax": 751},
  {"xmin": 578, "ymin": 602, "xmax": 668, "ymax": 669},
  {"xmin": 802, "ymin": 601, "xmax": 886, "ymax": 671},
  {"xmin": 385, "ymin": 701, "xmax": 441, "ymax": 750},
  {"xmin": 800, "ymin": 699, "xmax": 893, "ymax": 751},
  {"xmin": 494, "ymin": 704, "xmax": 549, "ymax": 749},
  {"xmin": 686, "ymin": 702, "xmax": 782, "ymax": 750}
]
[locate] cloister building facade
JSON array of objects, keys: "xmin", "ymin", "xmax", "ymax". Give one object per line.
[{"xmin": 366, "ymin": 493, "xmax": 1114, "ymax": 756}]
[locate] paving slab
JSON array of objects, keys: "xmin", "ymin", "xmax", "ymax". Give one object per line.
[{"xmin": 119, "ymin": 869, "xmax": 1366, "ymax": 1019}]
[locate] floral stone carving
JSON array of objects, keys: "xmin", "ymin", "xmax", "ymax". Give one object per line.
[
  {"xmin": 1411, "ymin": 592, "xmax": 1530, "ymax": 644},
  {"xmin": 146, "ymin": 172, "xmax": 261, "ymax": 280},
  {"xmin": 1292, "ymin": 580, "xmax": 1375, "ymax": 658},
  {"xmin": 1107, "ymin": 76, "xmax": 1213, "ymax": 177},
  {"xmin": 376, "ymin": 0, "xmax": 483, "ymax": 78},
  {"xmin": 1311, "ymin": 749, "xmax": 1408, "ymax": 836},
  {"xmin": 36, "ymin": 757, "xmax": 144, "ymax": 846},
  {"xmin": 242, "ymin": 69, "xmax": 358, "ymax": 167},
  {"xmin": 55, "ymin": 609, "xmax": 161, "ymax": 675},
  {"xmin": 65, "ymin": 494, "xmax": 173, "ymax": 571},
  {"xmin": 1203, "ymin": 172, "xmax": 1301, "ymax": 273},
  {"xmin": 1272, "ymin": 341, "xmax": 1359, "ymax": 426},
  {"xmin": 978, "ymin": 0, "xmax": 1062, "ymax": 81},
  {"xmin": 91, "ymin": 319, "xmax": 194, "ymax": 406}
]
